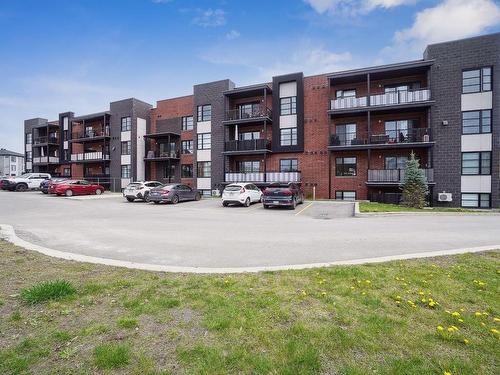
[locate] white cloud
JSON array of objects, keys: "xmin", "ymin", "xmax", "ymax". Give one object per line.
[
  {"xmin": 225, "ymin": 30, "xmax": 240, "ymax": 40},
  {"xmin": 304, "ymin": 0, "xmax": 417, "ymax": 15},
  {"xmin": 382, "ymin": 0, "xmax": 500, "ymax": 60},
  {"xmin": 192, "ymin": 8, "xmax": 226, "ymax": 27},
  {"xmin": 152, "ymin": 0, "xmax": 173, "ymax": 4}
]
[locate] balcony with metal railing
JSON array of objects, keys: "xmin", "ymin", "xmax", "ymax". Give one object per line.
[
  {"xmin": 144, "ymin": 149, "xmax": 180, "ymax": 161},
  {"xmin": 224, "ymin": 171, "xmax": 301, "ymax": 184},
  {"xmin": 32, "ymin": 156, "xmax": 60, "ymax": 164},
  {"xmin": 224, "ymin": 139, "xmax": 271, "ymax": 154},
  {"xmin": 223, "ymin": 104, "xmax": 272, "ymax": 125},
  {"xmin": 71, "ymin": 152, "xmax": 110, "ymax": 162},
  {"xmin": 367, "ymin": 168, "xmax": 434, "ymax": 184},
  {"xmin": 329, "ymin": 127, "xmax": 433, "ymax": 150},
  {"xmin": 71, "ymin": 128, "xmax": 110, "ymax": 142},
  {"xmin": 33, "ymin": 135, "xmax": 59, "ymax": 145}
]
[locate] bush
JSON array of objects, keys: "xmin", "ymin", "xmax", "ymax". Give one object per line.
[
  {"xmin": 21, "ymin": 280, "xmax": 76, "ymax": 304},
  {"xmin": 400, "ymin": 153, "xmax": 429, "ymax": 208}
]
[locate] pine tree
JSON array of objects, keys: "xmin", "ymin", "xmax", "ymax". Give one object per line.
[{"xmin": 400, "ymin": 152, "xmax": 429, "ymax": 208}]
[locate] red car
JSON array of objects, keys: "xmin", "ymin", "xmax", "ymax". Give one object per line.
[{"xmin": 49, "ymin": 180, "xmax": 105, "ymax": 197}]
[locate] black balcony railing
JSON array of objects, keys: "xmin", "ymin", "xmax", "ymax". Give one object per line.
[
  {"xmin": 34, "ymin": 136, "xmax": 59, "ymax": 144},
  {"xmin": 72, "ymin": 128, "xmax": 110, "ymax": 140},
  {"xmin": 225, "ymin": 105, "xmax": 272, "ymax": 121},
  {"xmin": 329, "ymin": 128, "xmax": 432, "ymax": 147},
  {"xmin": 330, "ymin": 89, "xmax": 431, "ymax": 111},
  {"xmin": 145, "ymin": 150, "xmax": 180, "ymax": 159},
  {"xmin": 225, "ymin": 139, "xmax": 271, "ymax": 152},
  {"xmin": 368, "ymin": 168, "xmax": 434, "ymax": 183}
]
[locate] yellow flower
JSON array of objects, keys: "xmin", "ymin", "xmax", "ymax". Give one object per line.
[
  {"xmin": 444, "ymin": 371, "xmax": 452, "ymax": 375},
  {"xmin": 463, "ymin": 338, "xmax": 469, "ymax": 344},
  {"xmin": 481, "ymin": 322, "xmax": 486, "ymax": 327},
  {"xmin": 365, "ymin": 280, "xmax": 371, "ymax": 284},
  {"xmin": 491, "ymin": 329, "xmax": 499, "ymax": 335},
  {"xmin": 321, "ymin": 291, "xmax": 327, "ymax": 297},
  {"xmin": 437, "ymin": 325, "xmax": 444, "ymax": 331},
  {"xmin": 301, "ymin": 290, "xmax": 307, "ymax": 296},
  {"xmin": 447, "ymin": 327, "xmax": 454, "ymax": 332},
  {"xmin": 452, "ymin": 311, "xmax": 460, "ymax": 317},
  {"xmin": 396, "ymin": 295, "xmax": 401, "ymax": 300},
  {"xmin": 475, "ymin": 312, "xmax": 482, "ymax": 317},
  {"xmin": 396, "ymin": 301, "xmax": 401, "ymax": 305},
  {"xmin": 494, "ymin": 317, "xmax": 500, "ymax": 322},
  {"xmin": 460, "ymin": 308, "xmax": 465, "ymax": 312},
  {"xmin": 451, "ymin": 325, "xmax": 459, "ymax": 331},
  {"xmin": 361, "ymin": 292, "xmax": 366, "ymax": 296},
  {"xmin": 418, "ymin": 291, "xmax": 424, "ymax": 295},
  {"xmin": 458, "ymin": 319, "xmax": 464, "ymax": 323}
]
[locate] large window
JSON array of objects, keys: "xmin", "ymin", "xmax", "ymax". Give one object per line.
[
  {"xmin": 63, "ymin": 167, "xmax": 71, "ymax": 177},
  {"xmin": 461, "ymin": 193, "xmax": 491, "ymax": 208},
  {"xmin": 121, "ymin": 141, "xmax": 131, "ymax": 155},
  {"xmin": 121, "ymin": 117, "xmax": 132, "ymax": 132},
  {"xmin": 336, "ymin": 157, "xmax": 357, "ymax": 176},
  {"xmin": 181, "ymin": 164, "xmax": 193, "ymax": 178},
  {"xmin": 182, "ymin": 116, "xmax": 193, "ymax": 131},
  {"xmin": 462, "ymin": 67, "xmax": 492, "ymax": 93},
  {"xmin": 239, "ymin": 103, "xmax": 260, "ymax": 118},
  {"xmin": 280, "ymin": 159, "xmax": 298, "ymax": 172},
  {"xmin": 239, "ymin": 131, "xmax": 260, "ymax": 141},
  {"xmin": 385, "ymin": 120, "xmax": 415, "ymax": 142},
  {"xmin": 26, "ymin": 133, "xmax": 32, "ymax": 144},
  {"xmin": 197, "ymin": 133, "xmax": 211, "ymax": 150},
  {"xmin": 335, "ymin": 191, "xmax": 356, "ymax": 201},
  {"xmin": 181, "ymin": 140, "xmax": 193, "ymax": 154},
  {"xmin": 280, "ymin": 128, "xmax": 297, "ymax": 146},
  {"xmin": 197, "ymin": 162, "xmax": 211, "ymax": 178},
  {"xmin": 335, "ymin": 89, "xmax": 356, "ymax": 98},
  {"xmin": 336, "ymin": 124, "xmax": 356, "ymax": 146},
  {"xmin": 462, "ymin": 110, "xmax": 491, "ymax": 134},
  {"xmin": 197, "ymin": 105, "xmax": 212, "ymax": 122},
  {"xmin": 280, "ymin": 97, "xmax": 297, "ymax": 115},
  {"xmin": 385, "ymin": 156, "xmax": 409, "ymax": 170},
  {"xmin": 238, "ymin": 161, "xmax": 260, "ymax": 173},
  {"xmin": 461, "ymin": 152, "xmax": 491, "ymax": 175},
  {"xmin": 121, "ymin": 165, "xmax": 131, "ymax": 178},
  {"xmin": 26, "ymin": 151, "xmax": 32, "ymax": 162},
  {"xmin": 384, "ymin": 82, "xmax": 420, "ymax": 93}
]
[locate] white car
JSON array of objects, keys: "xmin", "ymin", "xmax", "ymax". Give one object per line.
[
  {"xmin": 222, "ymin": 183, "xmax": 263, "ymax": 207},
  {"xmin": 123, "ymin": 181, "xmax": 164, "ymax": 202},
  {"xmin": 3, "ymin": 173, "xmax": 51, "ymax": 191}
]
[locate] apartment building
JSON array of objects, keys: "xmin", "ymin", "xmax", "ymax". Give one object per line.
[
  {"xmin": 0, "ymin": 148, "xmax": 24, "ymax": 176},
  {"xmin": 24, "ymin": 33, "xmax": 499, "ymax": 208}
]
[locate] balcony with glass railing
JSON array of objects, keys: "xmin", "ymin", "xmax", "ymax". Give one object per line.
[
  {"xmin": 329, "ymin": 128, "xmax": 433, "ymax": 149},
  {"xmin": 71, "ymin": 127, "xmax": 110, "ymax": 142}
]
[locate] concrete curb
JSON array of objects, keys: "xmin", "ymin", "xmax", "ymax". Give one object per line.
[
  {"xmin": 1, "ymin": 224, "xmax": 499, "ymax": 274},
  {"xmin": 356, "ymin": 211, "xmax": 500, "ymax": 217}
]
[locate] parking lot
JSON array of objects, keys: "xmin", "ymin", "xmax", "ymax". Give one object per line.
[{"xmin": 1, "ymin": 190, "xmax": 500, "ymax": 271}]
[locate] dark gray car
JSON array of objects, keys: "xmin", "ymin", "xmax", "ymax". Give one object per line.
[{"xmin": 148, "ymin": 184, "xmax": 202, "ymax": 204}]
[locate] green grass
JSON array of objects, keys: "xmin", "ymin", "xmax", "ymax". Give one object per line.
[
  {"xmin": 93, "ymin": 342, "xmax": 131, "ymax": 369},
  {"xmin": 359, "ymin": 201, "xmax": 494, "ymax": 213},
  {"xmin": 20, "ymin": 279, "xmax": 76, "ymax": 304},
  {"xmin": 0, "ymin": 239, "xmax": 499, "ymax": 374}
]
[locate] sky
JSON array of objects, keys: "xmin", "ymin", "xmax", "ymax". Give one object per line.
[{"xmin": 1, "ymin": 0, "xmax": 499, "ymax": 153}]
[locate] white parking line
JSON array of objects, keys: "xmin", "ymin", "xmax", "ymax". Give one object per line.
[{"xmin": 295, "ymin": 202, "xmax": 314, "ymax": 216}]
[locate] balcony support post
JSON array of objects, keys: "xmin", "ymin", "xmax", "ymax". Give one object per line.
[
  {"xmin": 367, "ymin": 73, "xmax": 371, "ymax": 105},
  {"xmin": 264, "ymin": 153, "xmax": 267, "ymax": 182},
  {"xmin": 367, "ymin": 111, "xmax": 371, "ymax": 142}
]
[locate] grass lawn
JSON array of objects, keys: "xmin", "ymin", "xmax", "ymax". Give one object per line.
[
  {"xmin": 0, "ymin": 240, "xmax": 499, "ymax": 374},
  {"xmin": 358, "ymin": 202, "xmax": 497, "ymax": 213}
]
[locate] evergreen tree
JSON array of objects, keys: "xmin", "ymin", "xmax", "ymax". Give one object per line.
[{"xmin": 400, "ymin": 152, "xmax": 429, "ymax": 208}]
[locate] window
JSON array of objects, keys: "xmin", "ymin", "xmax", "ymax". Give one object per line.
[
  {"xmin": 280, "ymin": 97, "xmax": 297, "ymax": 115},
  {"xmin": 26, "ymin": 151, "xmax": 32, "ymax": 162},
  {"xmin": 121, "ymin": 117, "xmax": 132, "ymax": 132},
  {"xmin": 63, "ymin": 150, "xmax": 69, "ymax": 161},
  {"xmin": 197, "ymin": 133, "xmax": 211, "ymax": 149},
  {"xmin": 335, "ymin": 124, "xmax": 357, "ymax": 146},
  {"xmin": 197, "ymin": 162, "xmax": 211, "ymax": 178},
  {"xmin": 181, "ymin": 140, "xmax": 193, "ymax": 154},
  {"xmin": 385, "ymin": 120, "xmax": 416, "ymax": 143},
  {"xmin": 197, "ymin": 105, "xmax": 212, "ymax": 122},
  {"xmin": 11, "ymin": 165, "xmax": 16, "ymax": 172},
  {"xmin": 182, "ymin": 116, "xmax": 193, "ymax": 131},
  {"xmin": 11, "ymin": 156, "xmax": 16, "ymax": 163},
  {"xmin": 121, "ymin": 141, "xmax": 131, "ymax": 155},
  {"xmin": 462, "ymin": 67, "xmax": 492, "ymax": 93},
  {"xmin": 280, "ymin": 128, "xmax": 297, "ymax": 146},
  {"xmin": 335, "ymin": 191, "xmax": 356, "ymax": 201},
  {"xmin": 461, "ymin": 193, "xmax": 491, "ymax": 208},
  {"xmin": 336, "ymin": 157, "xmax": 357, "ymax": 176},
  {"xmin": 280, "ymin": 159, "xmax": 298, "ymax": 172},
  {"xmin": 181, "ymin": 164, "xmax": 193, "ymax": 178},
  {"xmin": 239, "ymin": 103, "xmax": 260, "ymax": 118},
  {"xmin": 384, "ymin": 82, "xmax": 420, "ymax": 93},
  {"xmin": 335, "ymin": 89, "xmax": 356, "ymax": 98},
  {"xmin": 239, "ymin": 131, "xmax": 260, "ymax": 141},
  {"xmin": 462, "ymin": 110, "xmax": 491, "ymax": 134},
  {"xmin": 26, "ymin": 133, "xmax": 32, "ymax": 144},
  {"xmin": 63, "ymin": 130, "xmax": 68, "ymax": 141},
  {"xmin": 63, "ymin": 167, "xmax": 71, "ymax": 176},
  {"xmin": 121, "ymin": 165, "xmax": 131, "ymax": 178},
  {"xmin": 385, "ymin": 156, "xmax": 409, "ymax": 170},
  {"xmin": 238, "ymin": 161, "xmax": 260, "ymax": 173},
  {"xmin": 462, "ymin": 152, "xmax": 491, "ymax": 175}
]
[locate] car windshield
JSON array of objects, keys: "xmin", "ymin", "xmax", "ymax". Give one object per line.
[
  {"xmin": 225, "ymin": 185, "xmax": 242, "ymax": 191},
  {"xmin": 162, "ymin": 185, "xmax": 176, "ymax": 190},
  {"xmin": 128, "ymin": 183, "xmax": 142, "ymax": 188},
  {"xmin": 19, "ymin": 173, "xmax": 32, "ymax": 178}
]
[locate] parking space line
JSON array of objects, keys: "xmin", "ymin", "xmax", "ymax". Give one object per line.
[{"xmin": 295, "ymin": 202, "xmax": 314, "ymax": 216}]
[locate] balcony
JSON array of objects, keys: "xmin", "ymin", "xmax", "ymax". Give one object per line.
[
  {"xmin": 33, "ymin": 136, "xmax": 59, "ymax": 145},
  {"xmin": 32, "ymin": 156, "xmax": 60, "ymax": 164},
  {"xmin": 144, "ymin": 150, "xmax": 180, "ymax": 161},
  {"xmin": 223, "ymin": 104, "xmax": 272, "ymax": 125},
  {"xmin": 329, "ymin": 89, "xmax": 432, "ymax": 114},
  {"xmin": 224, "ymin": 139, "xmax": 271, "ymax": 154},
  {"xmin": 71, "ymin": 152, "xmax": 110, "ymax": 162},
  {"xmin": 367, "ymin": 169, "xmax": 434, "ymax": 184},
  {"xmin": 71, "ymin": 129, "xmax": 110, "ymax": 142},
  {"xmin": 329, "ymin": 128, "xmax": 433, "ymax": 150},
  {"xmin": 225, "ymin": 171, "xmax": 301, "ymax": 184}
]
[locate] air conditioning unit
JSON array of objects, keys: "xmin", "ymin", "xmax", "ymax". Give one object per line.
[{"xmin": 438, "ymin": 192, "xmax": 452, "ymax": 202}]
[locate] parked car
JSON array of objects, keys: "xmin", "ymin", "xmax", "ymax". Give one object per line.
[
  {"xmin": 148, "ymin": 184, "xmax": 201, "ymax": 204},
  {"xmin": 0, "ymin": 176, "xmax": 9, "ymax": 190},
  {"xmin": 40, "ymin": 178, "xmax": 68, "ymax": 194},
  {"xmin": 262, "ymin": 182, "xmax": 304, "ymax": 209},
  {"xmin": 222, "ymin": 183, "xmax": 263, "ymax": 207},
  {"xmin": 123, "ymin": 181, "xmax": 164, "ymax": 202},
  {"xmin": 49, "ymin": 180, "xmax": 105, "ymax": 196},
  {"xmin": 2, "ymin": 173, "xmax": 51, "ymax": 191}
]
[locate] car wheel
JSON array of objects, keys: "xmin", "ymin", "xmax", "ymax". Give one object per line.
[
  {"xmin": 171, "ymin": 195, "xmax": 179, "ymax": 204},
  {"xmin": 290, "ymin": 197, "xmax": 297, "ymax": 210},
  {"xmin": 126, "ymin": 197, "xmax": 135, "ymax": 202},
  {"xmin": 42, "ymin": 191, "xmax": 48, "ymax": 194},
  {"xmin": 263, "ymin": 204, "xmax": 270, "ymax": 209},
  {"xmin": 223, "ymin": 201, "xmax": 229, "ymax": 207},
  {"xmin": 15, "ymin": 184, "xmax": 27, "ymax": 192},
  {"xmin": 144, "ymin": 192, "xmax": 150, "ymax": 202},
  {"xmin": 95, "ymin": 189, "xmax": 102, "ymax": 195},
  {"xmin": 194, "ymin": 193, "xmax": 201, "ymax": 201},
  {"xmin": 244, "ymin": 197, "xmax": 251, "ymax": 207},
  {"xmin": 65, "ymin": 189, "xmax": 73, "ymax": 197},
  {"xmin": 153, "ymin": 201, "xmax": 160, "ymax": 204}
]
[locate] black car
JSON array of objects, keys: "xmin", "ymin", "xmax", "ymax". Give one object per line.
[
  {"xmin": 40, "ymin": 178, "xmax": 68, "ymax": 194},
  {"xmin": 149, "ymin": 184, "xmax": 202, "ymax": 204},
  {"xmin": 262, "ymin": 183, "xmax": 304, "ymax": 209}
]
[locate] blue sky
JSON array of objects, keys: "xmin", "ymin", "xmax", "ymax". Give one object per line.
[{"xmin": 1, "ymin": 0, "xmax": 499, "ymax": 152}]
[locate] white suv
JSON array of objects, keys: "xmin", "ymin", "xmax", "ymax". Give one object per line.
[
  {"xmin": 222, "ymin": 183, "xmax": 263, "ymax": 207},
  {"xmin": 123, "ymin": 181, "xmax": 163, "ymax": 202},
  {"xmin": 4, "ymin": 173, "xmax": 51, "ymax": 191}
]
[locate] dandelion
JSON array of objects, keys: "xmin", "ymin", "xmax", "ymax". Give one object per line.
[
  {"xmin": 481, "ymin": 322, "xmax": 486, "ymax": 327},
  {"xmin": 494, "ymin": 317, "xmax": 500, "ymax": 322},
  {"xmin": 437, "ymin": 325, "xmax": 444, "ymax": 331},
  {"xmin": 301, "ymin": 290, "xmax": 307, "ymax": 297},
  {"xmin": 463, "ymin": 338, "xmax": 469, "ymax": 344},
  {"xmin": 321, "ymin": 291, "xmax": 327, "ymax": 297},
  {"xmin": 444, "ymin": 371, "xmax": 452, "ymax": 375},
  {"xmin": 475, "ymin": 312, "xmax": 482, "ymax": 317},
  {"xmin": 396, "ymin": 295, "xmax": 401, "ymax": 300},
  {"xmin": 452, "ymin": 311, "xmax": 460, "ymax": 317},
  {"xmin": 361, "ymin": 292, "xmax": 366, "ymax": 296},
  {"xmin": 451, "ymin": 325, "xmax": 459, "ymax": 331},
  {"xmin": 491, "ymin": 328, "xmax": 499, "ymax": 335},
  {"xmin": 396, "ymin": 301, "xmax": 401, "ymax": 305},
  {"xmin": 460, "ymin": 308, "xmax": 465, "ymax": 312},
  {"xmin": 458, "ymin": 319, "xmax": 464, "ymax": 323},
  {"xmin": 418, "ymin": 291, "xmax": 425, "ymax": 296}
]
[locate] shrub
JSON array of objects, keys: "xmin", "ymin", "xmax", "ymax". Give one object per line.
[
  {"xmin": 400, "ymin": 152, "xmax": 429, "ymax": 208},
  {"xmin": 21, "ymin": 280, "xmax": 76, "ymax": 304}
]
